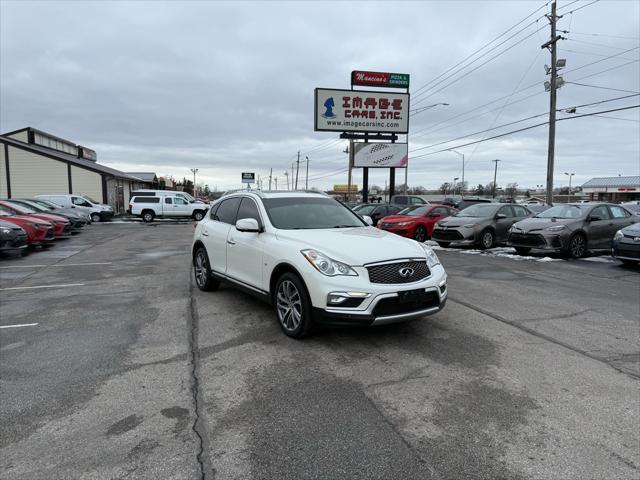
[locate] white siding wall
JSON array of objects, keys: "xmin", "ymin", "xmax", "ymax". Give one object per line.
[
  {"xmin": 0, "ymin": 145, "xmax": 7, "ymax": 197},
  {"xmin": 8, "ymin": 146, "xmax": 68, "ymax": 197},
  {"xmin": 6, "ymin": 130, "xmax": 29, "ymax": 143},
  {"xmin": 71, "ymin": 165, "xmax": 102, "ymax": 202}
]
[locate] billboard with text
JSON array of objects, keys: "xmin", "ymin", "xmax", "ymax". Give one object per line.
[{"xmin": 353, "ymin": 142, "xmax": 408, "ymax": 168}]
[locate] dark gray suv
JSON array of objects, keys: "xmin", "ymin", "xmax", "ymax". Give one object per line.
[{"xmin": 507, "ymin": 203, "xmax": 636, "ymax": 258}]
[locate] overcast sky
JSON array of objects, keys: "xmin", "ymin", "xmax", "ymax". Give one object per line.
[{"xmin": 1, "ymin": 0, "xmax": 639, "ymax": 192}]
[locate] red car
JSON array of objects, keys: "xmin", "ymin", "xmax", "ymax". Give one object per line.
[
  {"xmin": 378, "ymin": 204, "xmax": 457, "ymax": 242},
  {"xmin": 0, "ymin": 200, "xmax": 71, "ymax": 238},
  {"xmin": 0, "ymin": 206, "xmax": 55, "ymax": 245}
]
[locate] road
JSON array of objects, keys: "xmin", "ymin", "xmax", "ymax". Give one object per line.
[{"xmin": 1, "ymin": 223, "xmax": 638, "ymax": 479}]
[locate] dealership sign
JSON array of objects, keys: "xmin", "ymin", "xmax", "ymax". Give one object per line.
[
  {"xmin": 241, "ymin": 172, "xmax": 255, "ymax": 184},
  {"xmin": 333, "ymin": 184, "xmax": 358, "ymax": 193},
  {"xmin": 353, "ymin": 142, "xmax": 408, "ymax": 168},
  {"xmin": 315, "ymin": 88, "xmax": 409, "ymax": 134},
  {"xmin": 352, "ymin": 70, "xmax": 410, "ymax": 88}
]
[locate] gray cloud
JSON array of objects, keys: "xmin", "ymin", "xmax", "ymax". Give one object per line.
[{"xmin": 1, "ymin": 0, "xmax": 638, "ymax": 191}]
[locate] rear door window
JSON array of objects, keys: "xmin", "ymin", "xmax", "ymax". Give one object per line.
[
  {"xmin": 214, "ymin": 197, "xmax": 242, "ymax": 224},
  {"xmin": 512, "ymin": 205, "xmax": 529, "ymax": 217},
  {"xmin": 498, "ymin": 206, "xmax": 514, "ymax": 217},
  {"xmin": 609, "ymin": 206, "xmax": 631, "ymax": 218}
]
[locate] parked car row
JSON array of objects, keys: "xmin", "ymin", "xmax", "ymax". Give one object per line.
[{"xmin": 0, "ymin": 197, "xmax": 95, "ymax": 257}]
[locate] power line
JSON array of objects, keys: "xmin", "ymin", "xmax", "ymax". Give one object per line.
[
  {"xmin": 565, "ymin": 81, "xmax": 639, "ymax": 94},
  {"xmin": 562, "ymin": 0, "xmax": 600, "ymax": 15},
  {"xmin": 411, "ymin": 2, "xmax": 549, "ymax": 98},
  {"xmin": 562, "ymin": 48, "xmax": 639, "ymax": 61},
  {"xmin": 565, "ymin": 37, "xmax": 640, "ymax": 51},
  {"xmin": 592, "ymin": 114, "xmax": 639, "ymax": 123},
  {"xmin": 563, "ymin": 46, "xmax": 640, "ymax": 74},
  {"xmin": 409, "ymin": 104, "xmax": 640, "ymax": 160},
  {"xmin": 568, "ymin": 31, "xmax": 640, "ymax": 41},
  {"xmin": 571, "ymin": 58, "xmax": 639, "ymax": 81}
]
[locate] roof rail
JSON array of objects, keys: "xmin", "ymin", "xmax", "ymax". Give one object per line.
[{"xmin": 221, "ymin": 189, "xmax": 328, "ymax": 198}]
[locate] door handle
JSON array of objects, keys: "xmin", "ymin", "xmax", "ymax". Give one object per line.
[
  {"xmin": 202, "ymin": 231, "xmax": 209, "ymax": 237},
  {"xmin": 227, "ymin": 238, "xmax": 236, "ymax": 245}
]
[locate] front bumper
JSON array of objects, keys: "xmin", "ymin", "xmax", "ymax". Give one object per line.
[
  {"xmin": 431, "ymin": 227, "xmax": 477, "ymax": 245},
  {"xmin": 507, "ymin": 232, "xmax": 564, "ymax": 251},
  {"xmin": 0, "ymin": 233, "xmax": 28, "ymax": 251},
  {"xmin": 612, "ymin": 239, "xmax": 640, "ymax": 261},
  {"xmin": 308, "ymin": 264, "xmax": 448, "ymax": 327}
]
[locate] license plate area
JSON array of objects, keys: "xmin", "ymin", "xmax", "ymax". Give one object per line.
[{"xmin": 398, "ymin": 288, "xmax": 428, "ymax": 304}]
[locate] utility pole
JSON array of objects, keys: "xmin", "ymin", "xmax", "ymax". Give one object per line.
[
  {"xmin": 269, "ymin": 168, "xmax": 273, "ymax": 190},
  {"xmin": 542, "ymin": 0, "xmax": 563, "ymax": 206},
  {"xmin": 346, "ymin": 142, "xmax": 353, "ymax": 202},
  {"xmin": 190, "ymin": 168, "xmax": 198, "ymax": 197},
  {"xmin": 492, "ymin": 159, "xmax": 501, "ymax": 198},
  {"xmin": 284, "ymin": 171, "xmax": 289, "ymax": 190},
  {"xmin": 295, "ymin": 151, "xmax": 300, "ymax": 190},
  {"xmin": 274, "ymin": 177, "xmax": 278, "ymax": 190},
  {"xmin": 305, "ymin": 156, "xmax": 309, "ymax": 190},
  {"xmin": 449, "ymin": 150, "xmax": 465, "ymax": 195}
]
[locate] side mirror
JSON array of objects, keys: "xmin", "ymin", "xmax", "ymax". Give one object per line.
[
  {"xmin": 430, "ymin": 213, "xmax": 442, "ymax": 218},
  {"xmin": 236, "ymin": 218, "xmax": 261, "ymax": 232},
  {"xmin": 362, "ymin": 215, "xmax": 374, "ymax": 226},
  {"xmin": 589, "ymin": 215, "xmax": 602, "ymax": 222},
  {"xmin": 496, "ymin": 213, "xmax": 507, "ymax": 219}
]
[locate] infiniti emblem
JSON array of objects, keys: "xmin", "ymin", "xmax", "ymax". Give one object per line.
[{"xmin": 399, "ymin": 267, "xmax": 415, "ymax": 278}]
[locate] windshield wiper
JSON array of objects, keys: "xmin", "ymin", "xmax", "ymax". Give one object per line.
[{"xmin": 331, "ymin": 225, "xmax": 357, "ymax": 228}]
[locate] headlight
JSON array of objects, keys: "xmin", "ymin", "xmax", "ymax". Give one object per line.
[
  {"xmin": 1, "ymin": 228, "xmax": 11, "ymax": 234},
  {"xmin": 614, "ymin": 230, "xmax": 624, "ymax": 241},
  {"xmin": 462, "ymin": 224, "xmax": 475, "ymax": 228},
  {"xmin": 301, "ymin": 249, "xmax": 358, "ymax": 276},
  {"xmin": 420, "ymin": 244, "xmax": 441, "ymax": 268},
  {"xmin": 396, "ymin": 221, "xmax": 412, "ymax": 226},
  {"xmin": 545, "ymin": 225, "xmax": 566, "ymax": 232}
]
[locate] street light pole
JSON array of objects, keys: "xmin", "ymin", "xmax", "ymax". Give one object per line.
[
  {"xmin": 492, "ymin": 159, "xmax": 501, "ymax": 198},
  {"xmin": 448, "ymin": 150, "xmax": 465, "ymax": 195},
  {"xmin": 190, "ymin": 168, "xmax": 199, "ymax": 198},
  {"xmin": 564, "ymin": 172, "xmax": 575, "ymax": 203},
  {"xmin": 305, "ymin": 156, "xmax": 309, "ymax": 190}
]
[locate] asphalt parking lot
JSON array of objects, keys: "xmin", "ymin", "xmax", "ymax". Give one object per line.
[{"xmin": 1, "ymin": 223, "xmax": 638, "ymax": 479}]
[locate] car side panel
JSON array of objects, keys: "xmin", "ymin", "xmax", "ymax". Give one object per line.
[{"xmin": 201, "ymin": 219, "xmax": 231, "ymax": 274}]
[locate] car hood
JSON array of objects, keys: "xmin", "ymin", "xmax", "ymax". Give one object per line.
[
  {"xmin": 621, "ymin": 222, "xmax": 640, "ymax": 235},
  {"xmin": 436, "ymin": 216, "xmax": 491, "ymax": 228},
  {"xmin": 511, "ymin": 217, "xmax": 578, "ymax": 232},
  {"xmin": 379, "ymin": 215, "xmax": 418, "ymax": 223},
  {"xmin": 275, "ymin": 227, "xmax": 426, "ymax": 265},
  {"xmin": 26, "ymin": 213, "xmax": 69, "ymax": 224}
]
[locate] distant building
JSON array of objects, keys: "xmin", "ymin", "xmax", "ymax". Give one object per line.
[
  {"xmin": 0, "ymin": 127, "xmax": 161, "ymax": 214},
  {"xmin": 581, "ymin": 176, "xmax": 639, "ymax": 202},
  {"xmin": 126, "ymin": 172, "xmax": 159, "ymax": 189}
]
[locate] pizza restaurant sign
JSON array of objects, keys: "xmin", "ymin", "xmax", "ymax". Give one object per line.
[{"xmin": 352, "ymin": 70, "xmax": 410, "ymax": 88}]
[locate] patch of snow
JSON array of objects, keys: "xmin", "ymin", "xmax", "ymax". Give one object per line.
[{"xmin": 579, "ymin": 256, "xmax": 616, "ymax": 263}]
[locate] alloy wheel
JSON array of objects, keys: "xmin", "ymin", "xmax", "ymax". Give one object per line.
[
  {"xmin": 276, "ymin": 280, "xmax": 302, "ymax": 332},
  {"xmin": 194, "ymin": 211, "xmax": 204, "ymax": 221},
  {"xmin": 194, "ymin": 250, "xmax": 208, "ymax": 287},
  {"xmin": 570, "ymin": 235, "xmax": 586, "ymax": 258},
  {"xmin": 482, "ymin": 231, "xmax": 494, "ymax": 249},
  {"xmin": 414, "ymin": 226, "xmax": 426, "ymax": 242}
]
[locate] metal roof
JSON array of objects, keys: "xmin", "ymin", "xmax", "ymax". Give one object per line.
[
  {"xmin": 126, "ymin": 172, "xmax": 158, "ymax": 182},
  {"xmin": 0, "ymin": 135, "xmax": 138, "ymax": 180},
  {"xmin": 581, "ymin": 176, "xmax": 640, "ymax": 188}
]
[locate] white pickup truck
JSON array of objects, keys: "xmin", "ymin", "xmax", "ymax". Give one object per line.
[{"xmin": 130, "ymin": 195, "xmax": 209, "ymax": 222}]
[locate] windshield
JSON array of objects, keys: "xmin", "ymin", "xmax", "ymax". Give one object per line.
[
  {"xmin": 17, "ymin": 200, "xmax": 47, "ymax": 212},
  {"xmin": 456, "ymin": 204, "xmax": 499, "ymax": 217},
  {"xmin": 33, "ymin": 200, "xmax": 57, "ymax": 210},
  {"xmin": 0, "ymin": 206, "xmax": 16, "ymax": 216},
  {"xmin": 263, "ymin": 197, "xmax": 366, "ymax": 229},
  {"xmin": 5, "ymin": 202, "xmax": 35, "ymax": 214},
  {"xmin": 403, "ymin": 206, "xmax": 430, "ymax": 216},
  {"xmin": 397, "ymin": 206, "xmax": 420, "ymax": 215},
  {"xmin": 536, "ymin": 205, "xmax": 588, "ymax": 219},
  {"xmin": 353, "ymin": 205, "xmax": 376, "ymax": 215},
  {"xmin": 82, "ymin": 195, "xmax": 99, "ymax": 204}
]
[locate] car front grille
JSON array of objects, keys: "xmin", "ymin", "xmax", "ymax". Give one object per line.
[
  {"xmin": 46, "ymin": 228, "xmax": 55, "ymax": 239},
  {"xmin": 366, "ymin": 260, "xmax": 431, "ymax": 284},
  {"xmin": 373, "ymin": 290, "xmax": 440, "ymax": 317},
  {"xmin": 432, "ymin": 229, "xmax": 463, "ymax": 241},
  {"xmin": 509, "ymin": 233, "xmax": 546, "ymax": 247}
]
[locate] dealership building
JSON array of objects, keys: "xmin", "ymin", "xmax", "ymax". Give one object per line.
[
  {"xmin": 581, "ymin": 176, "xmax": 640, "ymax": 203},
  {"xmin": 1, "ymin": 127, "xmax": 155, "ymax": 214}
]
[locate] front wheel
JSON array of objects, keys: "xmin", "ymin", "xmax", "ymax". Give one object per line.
[
  {"xmin": 515, "ymin": 247, "xmax": 531, "ymax": 256},
  {"xmin": 90, "ymin": 212, "xmax": 101, "ymax": 223},
  {"xmin": 568, "ymin": 233, "xmax": 587, "ymax": 259},
  {"xmin": 479, "ymin": 229, "xmax": 495, "ymax": 250},
  {"xmin": 193, "ymin": 247, "xmax": 220, "ymax": 291},
  {"xmin": 274, "ymin": 273, "xmax": 313, "ymax": 339},
  {"xmin": 413, "ymin": 225, "xmax": 427, "ymax": 242},
  {"xmin": 193, "ymin": 210, "xmax": 205, "ymax": 221}
]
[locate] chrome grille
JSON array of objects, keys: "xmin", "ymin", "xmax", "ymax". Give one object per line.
[{"xmin": 366, "ymin": 260, "xmax": 430, "ymax": 284}]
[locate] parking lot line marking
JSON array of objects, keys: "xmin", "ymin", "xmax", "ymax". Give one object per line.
[
  {"xmin": 0, "ymin": 323, "xmax": 38, "ymax": 329},
  {"xmin": 0, "ymin": 283, "xmax": 85, "ymax": 291},
  {"xmin": 0, "ymin": 262, "xmax": 113, "ymax": 269}
]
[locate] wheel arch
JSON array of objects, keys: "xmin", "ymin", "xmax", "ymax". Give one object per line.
[
  {"xmin": 192, "ymin": 240, "xmax": 206, "ymax": 265},
  {"xmin": 269, "ymin": 262, "xmax": 306, "ymax": 300}
]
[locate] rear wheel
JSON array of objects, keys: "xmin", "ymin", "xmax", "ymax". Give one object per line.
[
  {"xmin": 142, "ymin": 210, "xmax": 155, "ymax": 223},
  {"xmin": 193, "ymin": 210, "xmax": 205, "ymax": 221},
  {"xmin": 193, "ymin": 247, "xmax": 220, "ymax": 291},
  {"xmin": 90, "ymin": 212, "xmax": 101, "ymax": 223},
  {"xmin": 437, "ymin": 241, "xmax": 451, "ymax": 248},
  {"xmin": 274, "ymin": 273, "xmax": 313, "ymax": 339},
  {"xmin": 413, "ymin": 225, "xmax": 427, "ymax": 242},
  {"xmin": 515, "ymin": 247, "xmax": 531, "ymax": 256},
  {"xmin": 567, "ymin": 233, "xmax": 587, "ymax": 259},
  {"xmin": 479, "ymin": 229, "xmax": 495, "ymax": 250}
]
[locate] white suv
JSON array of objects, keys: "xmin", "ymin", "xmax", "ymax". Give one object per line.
[{"xmin": 192, "ymin": 191, "xmax": 447, "ymax": 338}]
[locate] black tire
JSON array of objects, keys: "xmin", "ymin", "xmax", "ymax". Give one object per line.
[
  {"xmin": 90, "ymin": 212, "xmax": 101, "ymax": 223},
  {"xmin": 567, "ymin": 233, "xmax": 587, "ymax": 259},
  {"xmin": 515, "ymin": 247, "xmax": 531, "ymax": 256},
  {"xmin": 479, "ymin": 229, "xmax": 495, "ymax": 250},
  {"xmin": 193, "ymin": 247, "xmax": 220, "ymax": 292},
  {"xmin": 621, "ymin": 259, "xmax": 639, "ymax": 266},
  {"xmin": 413, "ymin": 226, "xmax": 427, "ymax": 243},
  {"xmin": 141, "ymin": 210, "xmax": 155, "ymax": 223},
  {"xmin": 274, "ymin": 272, "xmax": 313, "ymax": 339},
  {"xmin": 437, "ymin": 241, "xmax": 451, "ymax": 248},
  {"xmin": 193, "ymin": 210, "xmax": 205, "ymax": 222}
]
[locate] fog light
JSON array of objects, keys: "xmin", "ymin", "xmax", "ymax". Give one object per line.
[
  {"xmin": 439, "ymin": 283, "xmax": 447, "ymax": 294},
  {"xmin": 328, "ymin": 294, "xmax": 348, "ymax": 304}
]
